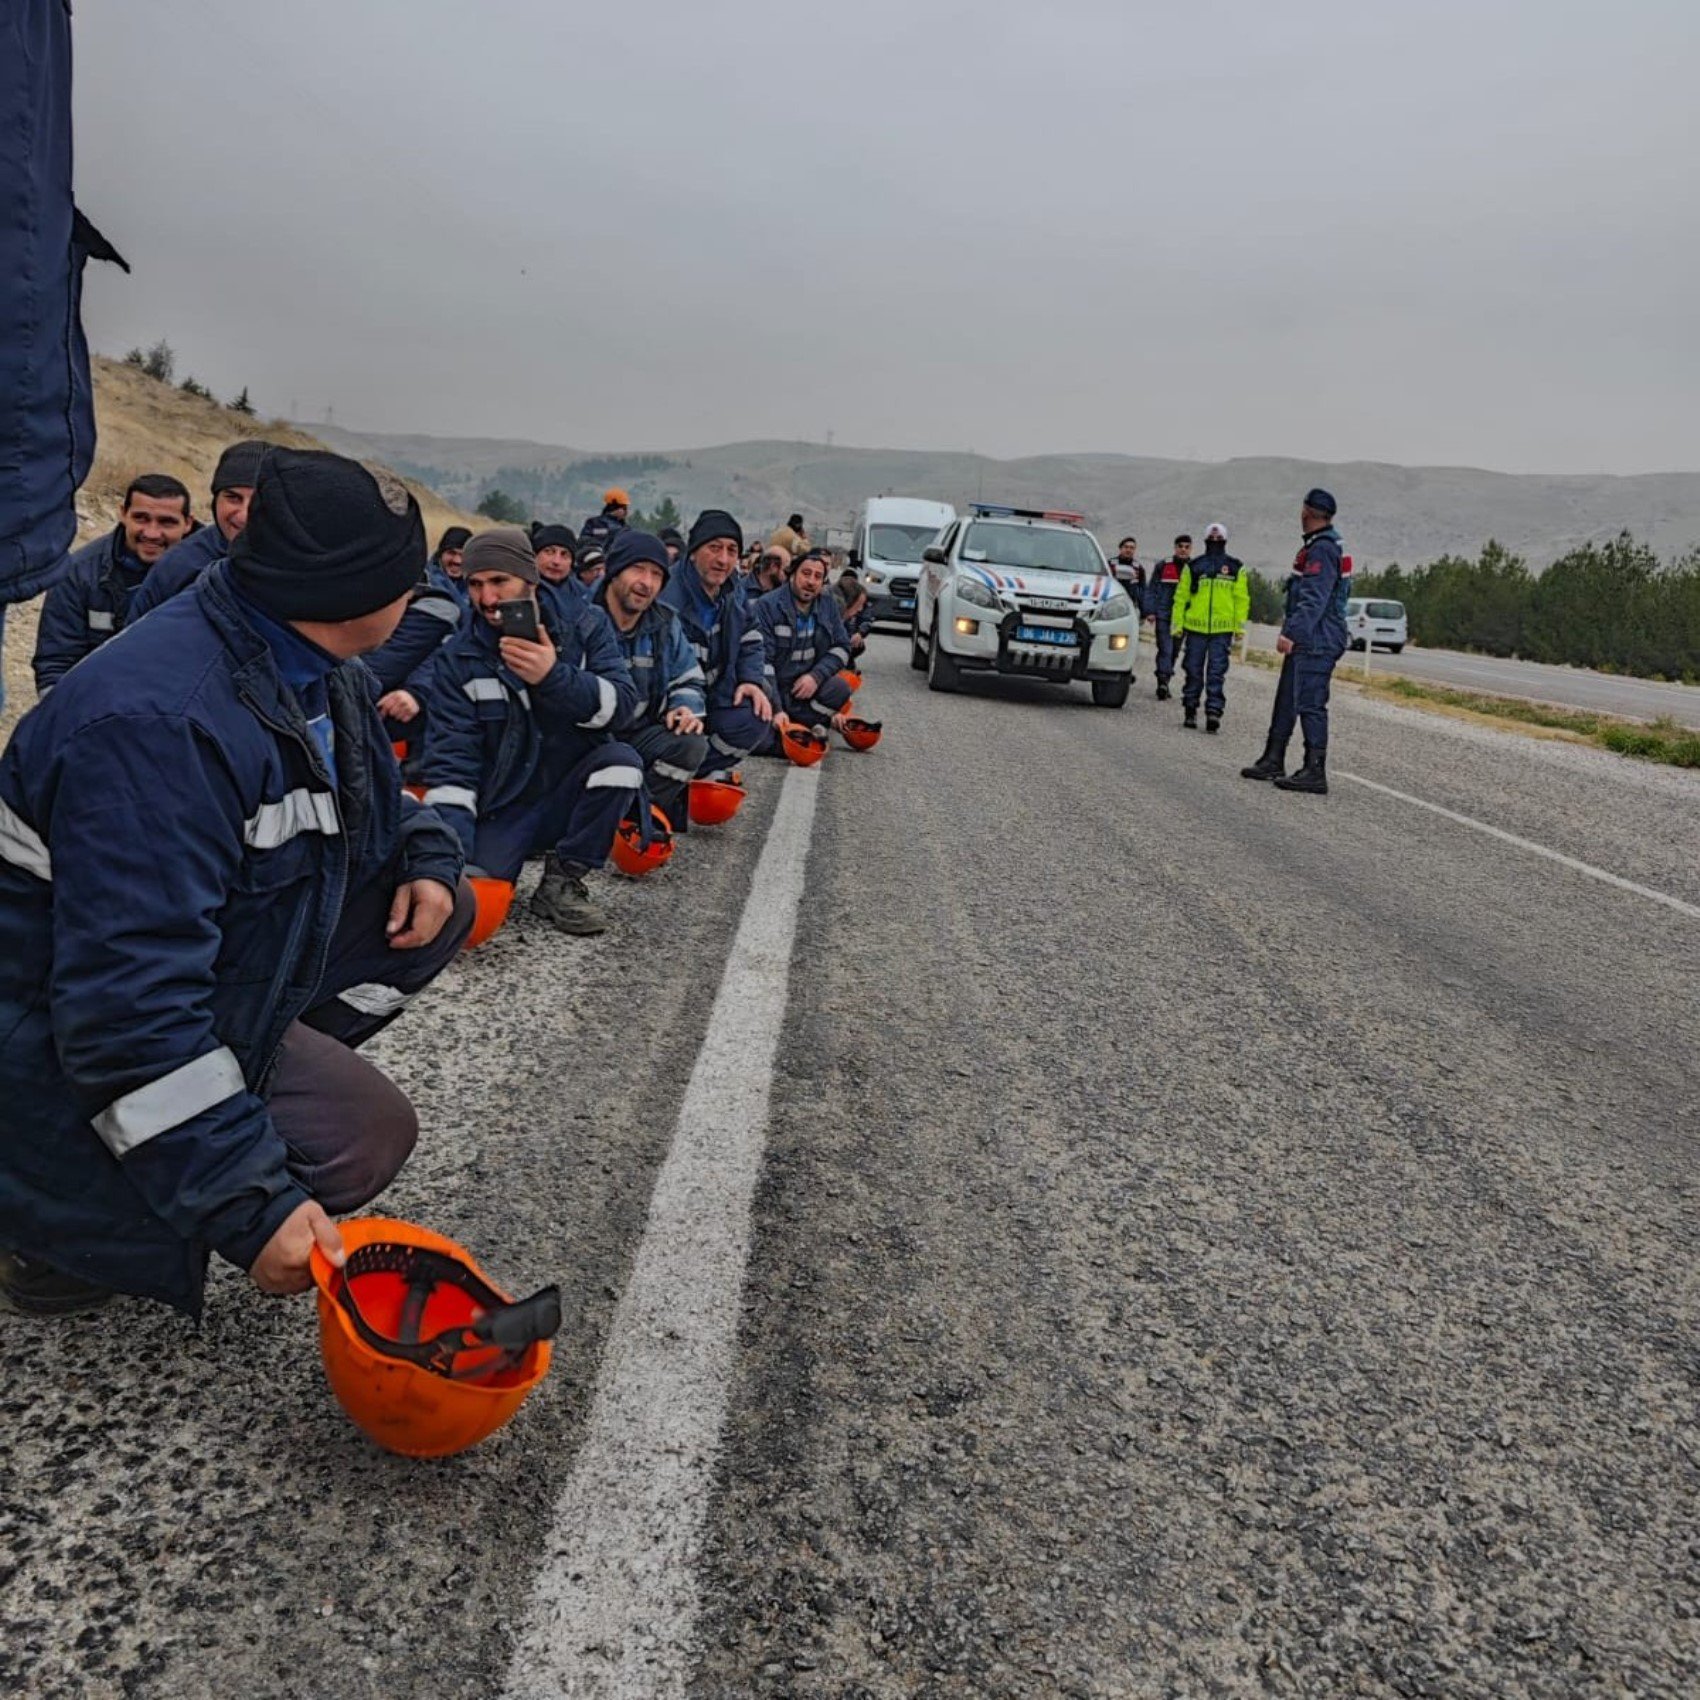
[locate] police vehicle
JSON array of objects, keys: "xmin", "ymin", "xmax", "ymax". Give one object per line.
[{"xmin": 910, "ymin": 504, "xmax": 1138, "ymax": 706}]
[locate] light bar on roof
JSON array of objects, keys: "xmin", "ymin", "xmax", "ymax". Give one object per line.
[{"xmin": 969, "ymin": 502, "xmax": 1087, "ymax": 525}]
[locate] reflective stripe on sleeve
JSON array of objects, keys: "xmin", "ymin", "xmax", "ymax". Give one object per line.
[
  {"xmin": 92, "ymin": 1046, "xmax": 247, "ymax": 1158},
  {"xmin": 463, "ymin": 677, "xmax": 505, "ymax": 703},
  {"xmin": 654, "ymin": 760, "xmax": 697, "ymax": 783},
  {"xmin": 422, "ymin": 785, "xmax": 478, "ymax": 813},
  {"xmin": 586, "ymin": 764, "xmax": 642, "ymax": 789},
  {"xmin": 87, "ymin": 609, "xmax": 116, "ymax": 633},
  {"xmin": 579, "ymin": 676, "xmax": 618, "ymax": 730},
  {"xmin": 244, "ymin": 789, "xmax": 340, "ymax": 850},
  {"xmin": 415, "ymin": 595, "xmax": 461, "ymax": 626},
  {"xmin": 0, "ymin": 798, "xmax": 52, "ymax": 881}
]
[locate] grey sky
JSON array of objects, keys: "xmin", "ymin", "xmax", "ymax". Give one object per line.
[{"xmin": 72, "ymin": 0, "xmax": 1699, "ymax": 474}]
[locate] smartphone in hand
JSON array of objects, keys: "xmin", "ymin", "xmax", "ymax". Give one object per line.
[{"xmin": 496, "ymin": 598, "xmax": 541, "ymax": 644}]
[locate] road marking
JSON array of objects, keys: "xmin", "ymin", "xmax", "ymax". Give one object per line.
[
  {"xmin": 500, "ymin": 764, "xmax": 821, "ymax": 1700},
  {"xmin": 1337, "ymin": 771, "xmax": 1700, "ymax": 920}
]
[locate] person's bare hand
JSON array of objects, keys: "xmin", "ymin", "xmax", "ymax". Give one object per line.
[
  {"xmin": 830, "ymin": 711, "xmax": 850, "ymax": 732},
  {"xmin": 378, "ymin": 689, "xmax": 420, "ymax": 722},
  {"xmin": 1276, "ymin": 634, "xmax": 1295, "ymax": 655},
  {"xmin": 735, "ymin": 682, "xmax": 774, "ymax": 723},
  {"xmin": 250, "ymin": 1200, "xmax": 343, "ymax": 1296},
  {"xmin": 499, "ymin": 629, "xmax": 558, "ymax": 685},
  {"xmin": 665, "ymin": 706, "xmax": 705, "ymax": 735},
  {"xmin": 793, "ymin": 674, "xmax": 819, "ymax": 701},
  {"xmin": 387, "ymin": 878, "xmax": 456, "ymax": 948}
]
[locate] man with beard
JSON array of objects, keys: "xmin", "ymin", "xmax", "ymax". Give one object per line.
[
  {"xmin": 596, "ymin": 530, "xmax": 708, "ymax": 831},
  {"xmin": 753, "ymin": 550, "xmax": 856, "ymax": 733},
  {"xmin": 33, "ymin": 473, "xmax": 193, "ymax": 691},
  {"xmin": 659, "ymin": 509, "xmax": 774, "ymax": 778},
  {"xmin": 416, "ymin": 527, "xmax": 641, "ymax": 935},
  {"xmin": 127, "ymin": 439, "xmax": 272, "ymax": 619}
]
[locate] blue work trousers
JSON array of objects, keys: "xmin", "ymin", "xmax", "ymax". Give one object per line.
[
  {"xmin": 471, "ymin": 741, "xmax": 643, "ymax": 880},
  {"xmin": 1152, "ymin": 615, "xmax": 1178, "ymax": 684},
  {"xmin": 1180, "ymin": 631, "xmax": 1234, "ymax": 718},
  {"xmin": 699, "ymin": 698, "xmax": 774, "ymax": 777},
  {"xmin": 1267, "ymin": 650, "xmax": 1340, "ymax": 756}
]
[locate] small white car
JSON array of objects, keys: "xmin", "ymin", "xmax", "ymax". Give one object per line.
[
  {"xmin": 1347, "ymin": 597, "xmax": 1408, "ymax": 653},
  {"xmin": 911, "ymin": 504, "xmax": 1139, "ymax": 706}
]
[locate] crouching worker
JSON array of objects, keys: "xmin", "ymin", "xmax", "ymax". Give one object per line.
[
  {"xmin": 417, "ymin": 526, "xmax": 642, "ymax": 936},
  {"xmin": 660, "ymin": 509, "xmax": 774, "ymax": 778},
  {"xmin": 595, "ymin": 529, "xmax": 708, "ymax": 831},
  {"xmin": 754, "ymin": 549, "xmax": 856, "ymax": 732},
  {"xmin": 0, "ymin": 448, "xmax": 474, "ymax": 1319}
]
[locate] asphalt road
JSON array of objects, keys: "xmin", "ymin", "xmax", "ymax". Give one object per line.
[
  {"xmin": 1247, "ymin": 622, "xmax": 1700, "ymax": 727},
  {"xmin": 3, "ymin": 629, "xmax": 1697, "ymax": 1699}
]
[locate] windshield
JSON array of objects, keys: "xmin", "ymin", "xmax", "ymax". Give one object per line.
[
  {"xmin": 960, "ymin": 522, "xmax": 1104, "ymax": 578},
  {"xmin": 1366, "ymin": 600, "xmax": 1405, "ymax": 620},
  {"xmin": 868, "ymin": 523, "xmax": 940, "ymax": 564}
]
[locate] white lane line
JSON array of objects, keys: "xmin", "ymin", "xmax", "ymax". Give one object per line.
[
  {"xmin": 501, "ymin": 764, "xmax": 821, "ymax": 1700},
  {"xmin": 1337, "ymin": 771, "xmax": 1700, "ymax": 920}
]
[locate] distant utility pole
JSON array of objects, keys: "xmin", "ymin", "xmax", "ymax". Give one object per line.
[
  {"xmin": 826, "ymin": 430, "xmax": 834, "ymax": 448},
  {"xmin": 323, "ymin": 404, "xmax": 335, "ymax": 426}
]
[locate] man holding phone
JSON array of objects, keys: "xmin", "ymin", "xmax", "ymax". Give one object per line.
[
  {"xmin": 415, "ymin": 527, "xmax": 643, "ymax": 936},
  {"xmin": 594, "ymin": 529, "xmax": 709, "ymax": 833}
]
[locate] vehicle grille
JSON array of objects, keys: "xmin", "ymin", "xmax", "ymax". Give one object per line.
[{"xmin": 888, "ymin": 576, "xmax": 916, "ymax": 598}]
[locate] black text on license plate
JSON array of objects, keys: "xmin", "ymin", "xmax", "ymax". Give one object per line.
[{"xmin": 1015, "ymin": 625, "xmax": 1075, "ymax": 646}]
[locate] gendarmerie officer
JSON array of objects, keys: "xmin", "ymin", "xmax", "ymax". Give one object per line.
[{"xmin": 1242, "ymin": 488, "xmax": 1348, "ymax": 794}]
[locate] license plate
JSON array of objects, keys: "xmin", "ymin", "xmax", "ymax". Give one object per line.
[
  {"xmin": 897, "ymin": 598, "xmax": 915, "ymax": 611},
  {"xmin": 1014, "ymin": 625, "xmax": 1075, "ymax": 647}
]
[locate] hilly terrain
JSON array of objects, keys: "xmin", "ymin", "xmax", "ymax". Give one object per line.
[
  {"xmin": 308, "ymin": 424, "xmax": 1700, "ymax": 574},
  {"xmin": 0, "ymin": 360, "xmax": 480, "ymax": 735}
]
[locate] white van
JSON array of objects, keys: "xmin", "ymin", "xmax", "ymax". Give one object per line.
[
  {"xmin": 849, "ymin": 497, "xmax": 956, "ymax": 626},
  {"xmin": 1347, "ymin": 597, "xmax": 1408, "ymax": 653}
]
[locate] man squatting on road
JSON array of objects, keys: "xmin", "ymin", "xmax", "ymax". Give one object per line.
[{"xmin": 0, "ymin": 449, "xmax": 476, "ymax": 1318}]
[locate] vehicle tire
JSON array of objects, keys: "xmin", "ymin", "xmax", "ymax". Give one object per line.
[
  {"xmin": 1389, "ymin": 643, "xmax": 1404, "ymax": 654},
  {"xmin": 910, "ymin": 620, "xmax": 927, "ymax": 670},
  {"xmin": 926, "ymin": 621, "xmax": 960, "ymax": 693},
  {"xmin": 1350, "ymin": 638, "xmax": 1364, "ymax": 651},
  {"xmin": 1092, "ymin": 676, "xmax": 1131, "ymax": 709}
]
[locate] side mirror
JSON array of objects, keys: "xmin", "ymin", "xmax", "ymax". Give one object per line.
[
  {"xmin": 922, "ymin": 546, "xmax": 947, "ymax": 565},
  {"xmin": 847, "ymin": 552, "xmax": 862, "ymax": 572}
]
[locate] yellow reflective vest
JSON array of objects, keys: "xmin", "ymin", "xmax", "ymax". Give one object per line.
[{"xmin": 1172, "ymin": 556, "xmax": 1250, "ymax": 635}]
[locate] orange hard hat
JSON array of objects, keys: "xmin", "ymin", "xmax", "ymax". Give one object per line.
[
  {"xmin": 310, "ymin": 1216, "xmax": 560, "ymax": 1459},
  {"xmin": 687, "ymin": 777, "xmax": 746, "ymax": 827},
  {"xmin": 603, "ymin": 486, "xmax": 631, "ymax": 508},
  {"xmin": 838, "ymin": 669, "xmax": 864, "ymax": 692},
  {"xmin": 390, "ymin": 739, "xmax": 410, "ymax": 761},
  {"xmin": 610, "ymin": 804, "xmax": 674, "ymax": 877},
  {"xmin": 779, "ymin": 723, "xmax": 829, "ymax": 768},
  {"xmin": 840, "ymin": 715, "xmax": 883, "ymax": 752},
  {"xmin": 464, "ymin": 875, "xmax": 515, "ymax": 949}
]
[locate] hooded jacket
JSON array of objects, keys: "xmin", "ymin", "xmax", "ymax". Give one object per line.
[
  {"xmin": 597, "ymin": 596, "xmax": 707, "ymax": 729},
  {"xmin": 0, "ymin": 563, "xmax": 463, "ymax": 1314},
  {"xmin": 658, "ymin": 558, "xmax": 767, "ymax": 708},
  {"xmin": 415, "ymin": 595, "xmax": 638, "ymax": 860},
  {"xmin": 32, "ymin": 525, "xmax": 153, "ymax": 692}
]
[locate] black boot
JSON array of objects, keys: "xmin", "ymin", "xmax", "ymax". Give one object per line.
[
  {"xmin": 1205, "ymin": 715, "xmax": 1220, "ymax": 734},
  {"xmin": 0, "ymin": 1251, "xmax": 113, "ymax": 1317},
  {"xmin": 1274, "ymin": 750, "xmax": 1328, "ymax": 794},
  {"xmin": 1240, "ymin": 740, "xmax": 1287, "ymax": 780},
  {"xmin": 1155, "ymin": 683, "xmax": 1170, "ymax": 701},
  {"xmin": 530, "ymin": 855, "xmax": 608, "ymax": 935},
  {"xmin": 1182, "ymin": 707, "xmax": 1198, "ymax": 729}
]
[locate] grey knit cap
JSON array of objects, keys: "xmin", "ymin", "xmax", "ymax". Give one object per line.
[{"xmin": 461, "ymin": 526, "xmax": 539, "ymax": 585}]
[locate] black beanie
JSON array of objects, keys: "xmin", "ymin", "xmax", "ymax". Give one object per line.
[
  {"xmin": 212, "ymin": 438, "xmax": 270, "ymax": 495},
  {"xmin": 532, "ymin": 523, "xmax": 577, "ymax": 555},
  {"xmin": 230, "ymin": 449, "xmax": 424, "ymax": 623},
  {"xmin": 436, "ymin": 525, "xmax": 472, "ymax": 558},
  {"xmin": 687, "ymin": 509, "xmax": 743, "ymax": 557},
  {"xmin": 658, "ymin": 526, "xmax": 684, "ymax": 550},
  {"xmin": 604, "ymin": 528, "xmax": 671, "ymax": 583}
]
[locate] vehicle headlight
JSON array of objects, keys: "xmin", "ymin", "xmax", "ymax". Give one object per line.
[
  {"xmin": 1091, "ymin": 592, "xmax": 1134, "ymax": 622},
  {"xmin": 954, "ymin": 575, "xmax": 1003, "ymax": 612},
  {"xmin": 864, "ymin": 568, "xmax": 886, "ymax": 587}
]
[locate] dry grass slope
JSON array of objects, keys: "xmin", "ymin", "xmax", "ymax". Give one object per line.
[{"xmin": 2, "ymin": 359, "xmax": 482, "ymax": 735}]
